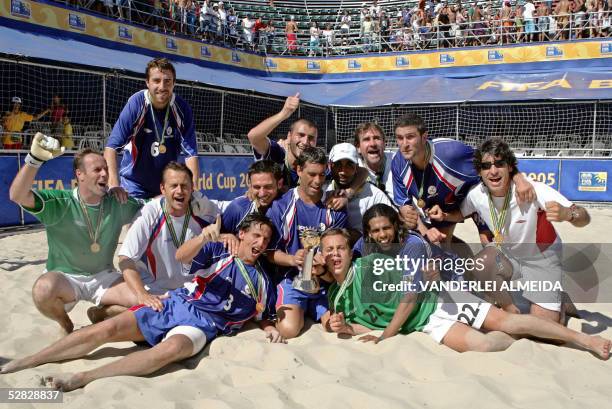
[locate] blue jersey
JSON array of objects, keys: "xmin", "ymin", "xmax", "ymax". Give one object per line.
[
  {"xmin": 107, "ymin": 90, "xmax": 198, "ymax": 198},
  {"xmin": 174, "ymin": 242, "xmax": 277, "ymax": 335},
  {"xmin": 221, "ymin": 195, "xmax": 272, "ymax": 235},
  {"xmin": 268, "ymin": 188, "xmax": 347, "ymax": 277},
  {"xmin": 253, "ymin": 138, "xmax": 298, "ymax": 188},
  {"xmin": 391, "ymin": 139, "xmax": 480, "ymax": 228}
]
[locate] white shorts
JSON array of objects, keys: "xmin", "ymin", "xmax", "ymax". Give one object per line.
[
  {"xmin": 59, "ymin": 269, "xmax": 122, "ymax": 312},
  {"xmin": 504, "ymin": 247, "xmax": 563, "ymax": 313},
  {"xmin": 163, "ymin": 325, "xmax": 207, "ymax": 357},
  {"xmin": 422, "ymin": 292, "xmax": 492, "ymax": 344}
]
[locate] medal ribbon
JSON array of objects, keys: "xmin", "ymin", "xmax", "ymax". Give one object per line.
[
  {"xmin": 333, "ymin": 265, "xmax": 355, "ymax": 313},
  {"xmin": 415, "ymin": 142, "xmax": 431, "ymax": 206},
  {"xmin": 77, "ymin": 191, "xmax": 105, "ymax": 248},
  {"xmin": 487, "ymin": 186, "xmax": 512, "ymax": 244},
  {"xmin": 234, "ymin": 257, "xmax": 264, "ymax": 308},
  {"xmin": 162, "ymin": 198, "xmax": 192, "ymax": 249},
  {"xmin": 149, "ymin": 91, "xmax": 171, "ymax": 147}
]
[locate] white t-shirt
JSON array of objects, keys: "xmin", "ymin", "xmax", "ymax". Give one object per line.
[
  {"xmin": 324, "ymin": 181, "xmax": 394, "ymax": 232},
  {"xmin": 119, "ymin": 197, "xmax": 214, "ymax": 292},
  {"xmin": 358, "ymin": 150, "xmax": 395, "ymax": 199},
  {"xmin": 460, "ymin": 181, "xmax": 572, "ymax": 258},
  {"xmin": 523, "ymin": 2, "xmax": 536, "ymax": 19}
]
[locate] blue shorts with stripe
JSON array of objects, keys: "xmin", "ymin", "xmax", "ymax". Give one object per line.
[
  {"xmin": 131, "ymin": 294, "xmax": 218, "ymax": 347},
  {"xmin": 276, "ymin": 277, "xmax": 329, "ymax": 321}
]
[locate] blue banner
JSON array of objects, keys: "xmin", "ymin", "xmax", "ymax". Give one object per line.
[
  {"xmin": 0, "ymin": 154, "xmax": 21, "ymax": 227},
  {"xmin": 0, "ymin": 154, "xmax": 253, "ymax": 227},
  {"xmin": 517, "ymin": 159, "xmax": 561, "ymax": 190},
  {"xmin": 559, "ymin": 159, "xmax": 612, "ymax": 202}
]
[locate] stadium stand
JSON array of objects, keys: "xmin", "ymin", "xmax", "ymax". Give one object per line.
[{"xmin": 47, "ymin": 0, "xmax": 611, "ymax": 56}]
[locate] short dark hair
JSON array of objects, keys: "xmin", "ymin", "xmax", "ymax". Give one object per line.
[
  {"xmin": 162, "ymin": 161, "xmax": 194, "ymax": 185},
  {"xmin": 363, "ymin": 203, "xmax": 403, "ymax": 244},
  {"xmin": 248, "ymin": 160, "xmax": 282, "ymax": 181},
  {"xmin": 237, "ymin": 213, "xmax": 274, "ymax": 235},
  {"xmin": 320, "ymin": 228, "xmax": 352, "ymax": 247},
  {"xmin": 290, "ymin": 118, "xmax": 318, "ymax": 133},
  {"xmin": 474, "ymin": 138, "xmax": 518, "ymax": 176},
  {"xmin": 73, "ymin": 148, "xmax": 102, "ymax": 174},
  {"xmin": 145, "ymin": 58, "xmax": 176, "ymax": 81},
  {"xmin": 353, "ymin": 122, "xmax": 385, "ymax": 146},
  {"xmin": 296, "ymin": 146, "xmax": 327, "ymax": 168},
  {"xmin": 394, "ymin": 113, "xmax": 427, "ymax": 135}
]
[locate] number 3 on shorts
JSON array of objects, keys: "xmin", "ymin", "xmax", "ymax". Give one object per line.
[{"xmin": 457, "ymin": 303, "xmax": 481, "ymax": 326}]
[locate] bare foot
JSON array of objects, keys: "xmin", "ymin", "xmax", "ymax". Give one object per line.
[
  {"xmin": 588, "ymin": 336, "xmax": 611, "ymax": 360},
  {"xmin": 0, "ymin": 358, "xmax": 27, "ymax": 374},
  {"xmin": 87, "ymin": 305, "xmax": 126, "ymax": 324},
  {"xmin": 43, "ymin": 373, "xmax": 87, "ymax": 392}
]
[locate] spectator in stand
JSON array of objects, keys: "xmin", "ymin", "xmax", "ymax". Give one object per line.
[
  {"xmin": 455, "ymin": 4, "xmax": 467, "ymax": 45},
  {"xmin": 242, "ymin": 14, "xmax": 255, "ymax": 49},
  {"xmin": 61, "ymin": 116, "xmax": 75, "ymax": 150},
  {"xmin": 555, "ymin": 0, "xmax": 572, "ymax": 39},
  {"xmin": 322, "ymin": 23, "xmax": 335, "ymax": 56},
  {"xmin": 198, "ymin": 0, "xmax": 211, "ymax": 39},
  {"xmin": 573, "ymin": 0, "xmax": 587, "ymax": 39},
  {"xmin": 253, "ymin": 15, "xmax": 266, "ymax": 47},
  {"xmin": 401, "ymin": 5, "xmax": 412, "ymax": 27},
  {"xmin": 469, "ymin": 1, "xmax": 485, "ymax": 45},
  {"xmin": 217, "ymin": 2, "xmax": 227, "ymax": 40},
  {"xmin": 380, "ymin": 10, "xmax": 391, "ymax": 49},
  {"xmin": 362, "ymin": 15, "xmax": 374, "ymax": 51},
  {"xmin": 515, "ymin": 5, "xmax": 524, "ymax": 42},
  {"xmin": 501, "ymin": 1, "xmax": 514, "ymax": 44},
  {"xmin": 537, "ymin": 0, "xmax": 551, "ymax": 41},
  {"xmin": 185, "ymin": 0, "xmax": 197, "ymax": 35},
  {"xmin": 309, "ymin": 21, "xmax": 321, "ymax": 56},
  {"xmin": 389, "ymin": 21, "xmax": 402, "ymax": 50},
  {"xmin": 587, "ymin": 0, "xmax": 598, "ymax": 37},
  {"xmin": 437, "ymin": 3, "xmax": 452, "ymax": 48},
  {"xmin": 227, "ymin": 8, "xmax": 238, "ymax": 45},
  {"xmin": 523, "ymin": 0, "xmax": 536, "ymax": 42},
  {"xmin": 360, "ymin": 5, "xmax": 370, "ymax": 25},
  {"xmin": 340, "ymin": 10, "xmax": 351, "ymax": 46},
  {"xmin": 370, "ymin": 0, "xmax": 381, "ymax": 18},
  {"xmin": 286, "ymin": 15, "xmax": 298, "ymax": 54},
  {"xmin": 49, "ymin": 95, "xmax": 68, "ymax": 139},
  {"xmin": 2, "ymin": 97, "xmax": 49, "ymax": 150}
]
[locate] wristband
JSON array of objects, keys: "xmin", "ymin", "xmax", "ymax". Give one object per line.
[
  {"xmin": 568, "ymin": 205, "xmax": 579, "ymax": 222},
  {"xmin": 25, "ymin": 153, "xmax": 44, "ymax": 168}
]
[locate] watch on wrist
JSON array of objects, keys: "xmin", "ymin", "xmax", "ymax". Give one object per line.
[{"xmin": 568, "ymin": 205, "xmax": 579, "ymax": 222}]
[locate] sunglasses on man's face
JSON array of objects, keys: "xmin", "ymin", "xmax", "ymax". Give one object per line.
[{"xmin": 480, "ymin": 159, "xmax": 507, "ymax": 170}]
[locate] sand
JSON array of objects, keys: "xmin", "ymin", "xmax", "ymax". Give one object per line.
[{"xmin": 0, "ymin": 210, "xmax": 611, "ymax": 408}]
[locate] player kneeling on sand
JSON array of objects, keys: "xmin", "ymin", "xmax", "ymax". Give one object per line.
[
  {"xmin": 9, "ymin": 133, "xmax": 143, "ymax": 334},
  {"xmin": 0, "ymin": 214, "xmax": 284, "ymax": 391},
  {"xmin": 320, "ymin": 228, "xmax": 610, "ymax": 359}
]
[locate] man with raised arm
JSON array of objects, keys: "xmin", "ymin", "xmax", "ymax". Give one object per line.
[
  {"xmin": 9, "ymin": 134, "xmax": 143, "ymax": 334},
  {"xmin": 1, "ymin": 214, "xmax": 284, "ymax": 390},
  {"xmin": 104, "ymin": 57, "xmax": 199, "ymax": 199}
]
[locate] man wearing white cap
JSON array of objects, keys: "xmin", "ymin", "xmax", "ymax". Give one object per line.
[
  {"xmin": 325, "ymin": 143, "xmax": 394, "ymax": 238},
  {"xmin": 2, "ymin": 97, "xmax": 50, "ymax": 149}
]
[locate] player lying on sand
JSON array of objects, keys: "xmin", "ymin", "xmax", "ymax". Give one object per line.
[
  {"xmin": 321, "ymin": 228, "xmax": 610, "ymax": 359},
  {"xmin": 1, "ymin": 214, "xmax": 284, "ymax": 391}
]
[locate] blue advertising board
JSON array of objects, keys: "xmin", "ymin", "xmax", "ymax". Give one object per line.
[
  {"xmin": 0, "ymin": 154, "xmax": 21, "ymax": 227},
  {"xmin": 559, "ymin": 159, "xmax": 612, "ymax": 202},
  {"xmin": 517, "ymin": 158, "xmax": 561, "ymax": 190},
  {"xmin": 0, "ymin": 154, "xmax": 253, "ymax": 227}
]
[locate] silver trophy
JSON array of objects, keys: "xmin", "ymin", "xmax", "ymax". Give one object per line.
[{"xmin": 293, "ymin": 230, "xmax": 321, "ymax": 294}]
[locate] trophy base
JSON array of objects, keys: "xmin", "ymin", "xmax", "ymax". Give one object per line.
[{"xmin": 292, "ymin": 277, "xmax": 320, "ymax": 294}]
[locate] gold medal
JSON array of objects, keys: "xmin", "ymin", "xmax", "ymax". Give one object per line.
[
  {"xmin": 494, "ymin": 232, "xmax": 503, "ymax": 245},
  {"xmin": 417, "ymin": 198, "xmax": 426, "ymax": 208},
  {"xmin": 256, "ymin": 302, "xmax": 264, "ymax": 313},
  {"xmin": 158, "ymin": 144, "xmax": 167, "ymax": 154},
  {"xmin": 90, "ymin": 242, "xmax": 101, "ymax": 253}
]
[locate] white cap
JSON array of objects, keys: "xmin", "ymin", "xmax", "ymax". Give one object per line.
[
  {"xmin": 12, "ymin": 96, "xmax": 21, "ymax": 104},
  {"xmin": 329, "ymin": 143, "xmax": 359, "ymax": 164}
]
